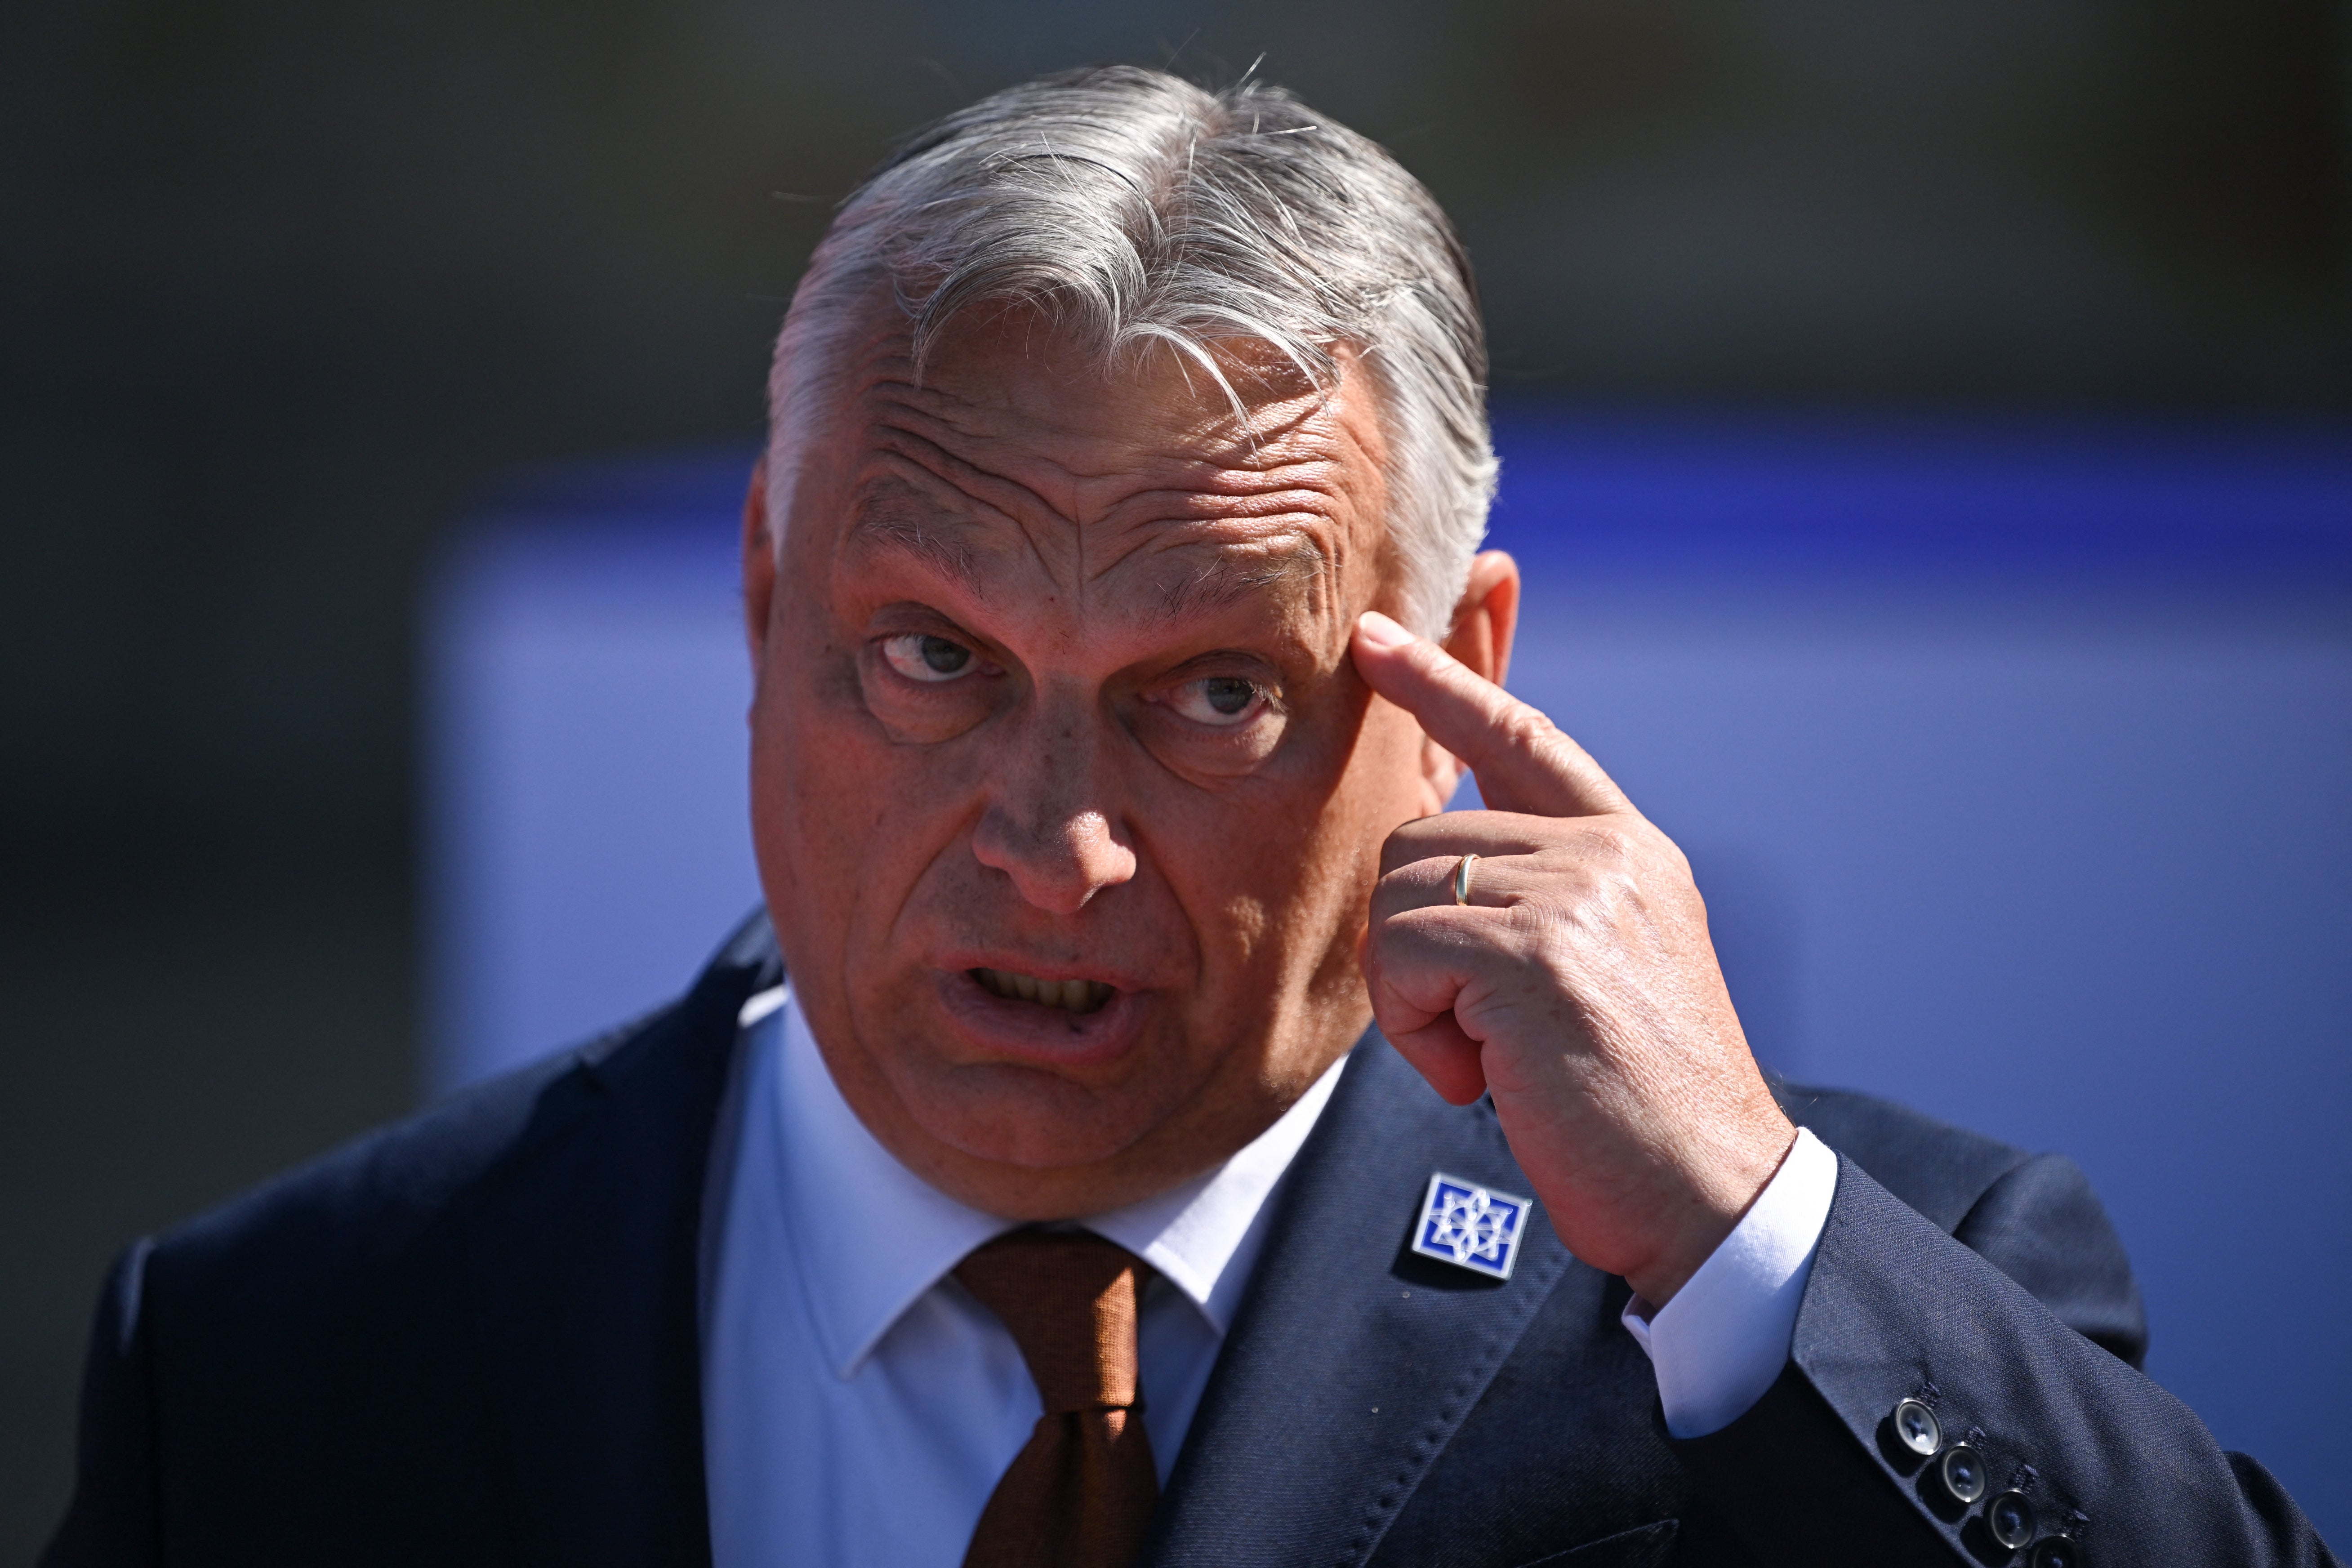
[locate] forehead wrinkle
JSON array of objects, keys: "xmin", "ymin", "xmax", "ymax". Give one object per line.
[
  {"xmin": 1095, "ymin": 482, "xmax": 1348, "ymax": 536},
  {"xmin": 1063, "ymin": 414, "xmax": 1356, "ymax": 512},
  {"xmin": 860, "ymin": 333, "xmax": 1358, "ymax": 497},
  {"xmin": 868, "ymin": 371, "xmax": 1108, "ymax": 520},
  {"xmin": 1050, "ymin": 415, "xmax": 1344, "ymax": 486},
  {"xmin": 1061, "ymin": 518, "xmax": 1333, "ymax": 633},
  {"xmin": 860, "ymin": 412, "xmax": 1343, "ymax": 639},
  {"xmin": 872, "ymin": 416, "xmax": 1069, "ymax": 537},
  {"xmin": 829, "ymin": 339, "xmax": 1377, "ymax": 642},
  {"xmin": 842, "ymin": 472, "xmax": 990, "ymax": 598},
  {"xmin": 874, "ymin": 355, "xmax": 1348, "ymax": 515},
  {"xmin": 864, "ymin": 419, "xmax": 1085, "ymax": 596}
]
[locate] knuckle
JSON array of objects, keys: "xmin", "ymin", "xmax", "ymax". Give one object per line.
[
  {"xmin": 1522, "ymin": 863, "xmax": 1638, "ymax": 940},
  {"xmin": 1494, "ymin": 703, "xmax": 1564, "ymax": 758},
  {"xmin": 1655, "ymin": 833, "xmax": 1693, "ymax": 882},
  {"xmin": 1573, "ymin": 822, "xmax": 1632, "ymax": 863},
  {"xmin": 1385, "ymin": 815, "xmax": 1442, "ymax": 846},
  {"xmin": 1378, "ymin": 818, "xmax": 1448, "ymax": 875},
  {"xmin": 1367, "ymin": 872, "xmax": 1430, "ymax": 922}
]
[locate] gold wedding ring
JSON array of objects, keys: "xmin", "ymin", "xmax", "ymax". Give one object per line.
[{"xmin": 1452, "ymin": 853, "xmax": 1479, "ymax": 906}]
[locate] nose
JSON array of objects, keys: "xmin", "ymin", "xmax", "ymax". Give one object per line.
[{"xmin": 969, "ymin": 704, "xmax": 1138, "ymax": 916}]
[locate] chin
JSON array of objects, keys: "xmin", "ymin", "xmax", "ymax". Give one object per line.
[{"xmin": 898, "ymin": 1055, "xmax": 1185, "ymax": 1175}]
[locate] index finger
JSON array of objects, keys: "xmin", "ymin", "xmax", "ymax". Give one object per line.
[{"xmin": 1351, "ymin": 610, "xmax": 1632, "ymax": 819}]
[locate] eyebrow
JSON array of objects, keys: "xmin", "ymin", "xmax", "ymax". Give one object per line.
[
  {"xmin": 1145, "ymin": 534, "xmax": 1329, "ymax": 624},
  {"xmin": 845, "ymin": 490, "xmax": 985, "ymax": 596},
  {"xmin": 845, "ymin": 481, "xmax": 1331, "ymax": 624}
]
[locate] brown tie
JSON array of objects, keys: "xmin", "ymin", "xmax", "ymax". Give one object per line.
[{"xmin": 954, "ymin": 1230, "xmax": 1160, "ymax": 1568}]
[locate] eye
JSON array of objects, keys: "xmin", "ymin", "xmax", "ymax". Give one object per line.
[
  {"xmin": 880, "ymin": 633, "xmax": 978, "ymax": 683},
  {"xmin": 1165, "ymin": 675, "xmax": 1268, "ymax": 727}
]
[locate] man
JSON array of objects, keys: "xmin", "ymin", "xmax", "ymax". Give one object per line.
[{"xmin": 45, "ymin": 64, "xmax": 2336, "ymax": 1568}]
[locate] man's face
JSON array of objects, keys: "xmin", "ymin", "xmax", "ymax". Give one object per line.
[{"xmin": 743, "ymin": 310, "xmax": 1460, "ymax": 1218}]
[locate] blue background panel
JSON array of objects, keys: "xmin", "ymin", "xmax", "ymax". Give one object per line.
[{"xmin": 426, "ymin": 417, "xmax": 2352, "ymax": 1539}]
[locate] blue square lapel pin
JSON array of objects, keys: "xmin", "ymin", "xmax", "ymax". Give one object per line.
[{"xmin": 1410, "ymin": 1172, "xmax": 1534, "ymax": 1281}]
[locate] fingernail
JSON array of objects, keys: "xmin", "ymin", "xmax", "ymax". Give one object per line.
[{"xmin": 1356, "ymin": 610, "xmax": 1414, "ymax": 649}]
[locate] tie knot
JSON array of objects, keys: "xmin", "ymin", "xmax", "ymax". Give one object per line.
[{"xmin": 955, "ymin": 1230, "xmax": 1148, "ymax": 1415}]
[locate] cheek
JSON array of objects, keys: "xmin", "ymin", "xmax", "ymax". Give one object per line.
[
  {"xmin": 749, "ymin": 643, "xmax": 961, "ymax": 902},
  {"xmin": 1132, "ymin": 706, "xmax": 1288, "ymax": 780},
  {"xmin": 1147, "ymin": 717, "xmax": 1407, "ymax": 962},
  {"xmin": 855, "ymin": 651, "xmax": 999, "ymax": 745}
]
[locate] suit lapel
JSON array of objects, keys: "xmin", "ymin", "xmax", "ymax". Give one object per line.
[
  {"xmin": 1147, "ymin": 1033, "xmax": 1578, "ymax": 1568},
  {"xmin": 442, "ymin": 928, "xmax": 1572, "ymax": 1567},
  {"xmin": 458, "ymin": 916, "xmax": 778, "ymax": 1568}
]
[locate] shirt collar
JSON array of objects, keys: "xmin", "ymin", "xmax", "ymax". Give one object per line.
[{"xmin": 751, "ymin": 985, "xmax": 1346, "ymax": 1380}]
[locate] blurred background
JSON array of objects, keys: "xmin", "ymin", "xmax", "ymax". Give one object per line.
[{"xmin": 5, "ymin": 0, "xmax": 2349, "ymax": 1555}]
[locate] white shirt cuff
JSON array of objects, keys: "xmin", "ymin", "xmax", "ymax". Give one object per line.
[{"xmin": 1618, "ymin": 1126, "xmax": 1840, "ymax": 1438}]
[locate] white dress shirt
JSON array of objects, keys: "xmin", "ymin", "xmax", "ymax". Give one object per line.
[
  {"xmin": 701, "ymin": 986, "xmax": 1838, "ymax": 1565},
  {"xmin": 1620, "ymin": 1126, "xmax": 1840, "ymax": 1437}
]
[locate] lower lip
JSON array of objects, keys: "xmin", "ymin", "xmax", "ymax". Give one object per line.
[{"xmin": 932, "ymin": 969, "xmax": 1148, "ymax": 1068}]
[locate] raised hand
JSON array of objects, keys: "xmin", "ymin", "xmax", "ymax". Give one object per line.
[{"xmin": 1350, "ymin": 610, "xmax": 1796, "ymax": 1306}]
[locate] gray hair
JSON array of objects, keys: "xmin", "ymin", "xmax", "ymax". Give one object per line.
[{"xmin": 764, "ymin": 64, "xmax": 1496, "ymax": 638}]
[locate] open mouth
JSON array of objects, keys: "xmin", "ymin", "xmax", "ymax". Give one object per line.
[{"xmin": 970, "ymin": 967, "xmax": 1117, "ymax": 1016}]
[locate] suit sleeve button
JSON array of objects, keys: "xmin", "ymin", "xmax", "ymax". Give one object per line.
[
  {"xmin": 1892, "ymin": 1398, "xmax": 1942, "ymax": 1456},
  {"xmin": 1937, "ymin": 1443, "xmax": 1987, "ymax": 1504},
  {"xmin": 1987, "ymin": 1490, "xmax": 2037, "ymax": 1550},
  {"xmin": 2029, "ymin": 1537, "xmax": 2080, "ymax": 1568}
]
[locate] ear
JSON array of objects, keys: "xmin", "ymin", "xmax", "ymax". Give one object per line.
[
  {"xmin": 742, "ymin": 457, "xmax": 776, "ymax": 664},
  {"xmin": 1417, "ymin": 549, "xmax": 1522, "ymax": 808}
]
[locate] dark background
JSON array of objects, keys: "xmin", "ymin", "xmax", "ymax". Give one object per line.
[{"xmin": 4, "ymin": 0, "xmax": 2348, "ymax": 1553}]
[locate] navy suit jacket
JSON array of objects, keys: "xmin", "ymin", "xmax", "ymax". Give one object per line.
[{"xmin": 44, "ymin": 915, "xmax": 2339, "ymax": 1566}]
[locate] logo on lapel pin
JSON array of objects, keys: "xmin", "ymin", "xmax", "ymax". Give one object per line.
[{"xmin": 1410, "ymin": 1173, "xmax": 1533, "ymax": 1281}]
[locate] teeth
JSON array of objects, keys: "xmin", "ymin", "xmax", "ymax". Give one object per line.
[{"xmin": 973, "ymin": 968, "xmax": 1114, "ymax": 1015}]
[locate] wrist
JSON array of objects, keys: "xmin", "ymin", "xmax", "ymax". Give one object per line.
[{"xmin": 1623, "ymin": 1114, "xmax": 1798, "ymax": 1307}]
